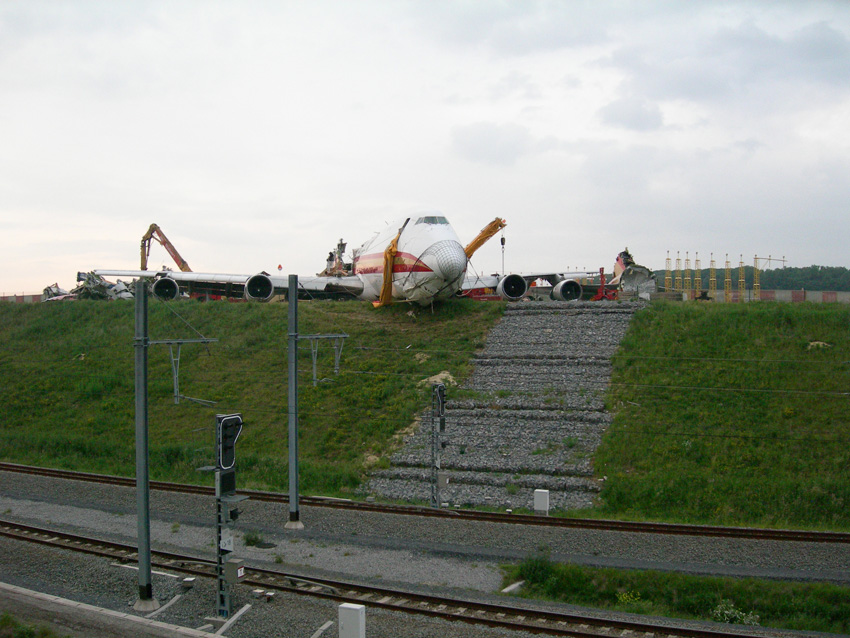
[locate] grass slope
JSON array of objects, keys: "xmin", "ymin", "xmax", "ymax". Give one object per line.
[
  {"xmin": 596, "ymin": 301, "xmax": 850, "ymax": 530},
  {"xmin": 3, "ymin": 299, "xmax": 850, "ymax": 531},
  {"xmin": 505, "ymin": 554, "xmax": 850, "ymax": 634},
  {"xmin": 0, "ymin": 298, "xmax": 503, "ymax": 495}
]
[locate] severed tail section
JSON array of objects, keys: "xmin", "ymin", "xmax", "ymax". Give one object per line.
[{"xmin": 611, "ymin": 248, "xmax": 657, "ymax": 299}]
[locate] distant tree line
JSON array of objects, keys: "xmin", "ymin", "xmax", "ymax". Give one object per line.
[{"xmin": 652, "ymin": 265, "xmax": 850, "ymax": 292}]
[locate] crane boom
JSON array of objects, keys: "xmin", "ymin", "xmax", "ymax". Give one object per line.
[
  {"xmin": 140, "ymin": 224, "xmax": 192, "ymax": 272},
  {"xmin": 463, "ymin": 217, "xmax": 506, "ymax": 259}
]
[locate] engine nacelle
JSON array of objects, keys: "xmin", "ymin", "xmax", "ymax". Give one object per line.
[
  {"xmin": 151, "ymin": 276, "xmax": 180, "ymax": 301},
  {"xmin": 496, "ymin": 274, "xmax": 528, "ymax": 301},
  {"xmin": 244, "ymin": 274, "xmax": 275, "ymax": 301},
  {"xmin": 551, "ymin": 279, "xmax": 582, "ymax": 301}
]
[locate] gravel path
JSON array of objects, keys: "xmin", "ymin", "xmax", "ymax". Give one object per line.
[{"xmin": 366, "ymin": 301, "xmax": 639, "ymax": 509}]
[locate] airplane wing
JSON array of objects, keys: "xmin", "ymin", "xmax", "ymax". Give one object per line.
[
  {"xmin": 460, "ymin": 271, "xmax": 597, "ymax": 301},
  {"xmin": 460, "ymin": 249, "xmax": 656, "ymax": 301},
  {"xmin": 92, "ymin": 269, "xmax": 365, "ymax": 301}
]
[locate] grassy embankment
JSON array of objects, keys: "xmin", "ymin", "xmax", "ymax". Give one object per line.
[
  {"xmin": 507, "ymin": 302, "xmax": 850, "ymax": 634},
  {"xmin": 502, "ymin": 553, "xmax": 850, "ymax": 634},
  {"xmin": 2, "ymin": 299, "xmax": 849, "ymax": 528},
  {"xmin": 5, "ymin": 298, "xmax": 850, "ymax": 633},
  {"xmin": 593, "ymin": 301, "xmax": 850, "ymax": 531},
  {"xmin": 0, "ymin": 298, "xmax": 503, "ymax": 495}
]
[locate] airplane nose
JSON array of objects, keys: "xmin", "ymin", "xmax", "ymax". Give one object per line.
[{"xmin": 430, "ymin": 240, "xmax": 468, "ymax": 282}]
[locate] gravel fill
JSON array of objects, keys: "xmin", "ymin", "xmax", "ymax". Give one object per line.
[
  {"xmin": 0, "ymin": 471, "xmax": 846, "ymax": 637},
  {"xmin": 366, "ymin": 300, "xmax": 639, "ymax": 509}
]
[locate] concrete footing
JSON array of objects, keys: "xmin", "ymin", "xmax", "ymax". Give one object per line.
[{"xmin": 0, "ymin": 581, "xmax": 217, "ymax": 638}]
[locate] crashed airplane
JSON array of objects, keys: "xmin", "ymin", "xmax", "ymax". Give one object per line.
[
  {"xmin": 85, "ymin": 216, "xmax": 654, "ymax": 305},
  {"xmin": 94, "ymin": 216, "xmax": 503, "ymax": 306}
]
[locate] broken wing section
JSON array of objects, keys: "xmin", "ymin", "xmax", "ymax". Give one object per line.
[
  {"xmin": 93, "ymin": 270, "xmax": 365, "ymax": 301},
  {"xmin": 608, "ymin": 249, "xmax": 657, "ymax": 300}
]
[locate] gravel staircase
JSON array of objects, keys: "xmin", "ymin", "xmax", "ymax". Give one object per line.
[{"xmin": 365, "ymin": 301, "xmax": 642, "ymax": 512}]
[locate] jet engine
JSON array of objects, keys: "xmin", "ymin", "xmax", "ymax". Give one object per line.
[
  {"xmin": 551, "ymin": 279, "xmax": 582, "ymax": 301},
  {"xmin": 244, "ymin": 273, "xmax": 275, "ymax": 301},
  {"xmin": 151, "ymin": 276, "xmax": 180, "ymax": 301},
  {"xmin": 496, "ymin": 274, "xmax": 527, "ymax": 301}
]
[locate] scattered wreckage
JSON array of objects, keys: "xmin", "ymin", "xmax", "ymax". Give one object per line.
[{"xmin": 42, "ymin": 272, "xmax": 136, "ymax": 302}]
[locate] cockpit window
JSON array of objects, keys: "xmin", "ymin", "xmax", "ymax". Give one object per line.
[{"xmin": 415, "ymin": 216, "xmax": 448, "ymax": 225}]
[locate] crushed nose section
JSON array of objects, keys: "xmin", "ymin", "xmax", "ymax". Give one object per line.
[
  {"xmin": 400, "ymin": 240, "xmax": 470, "ymax": 305},
  {"xmin": 428, "ymin": 240, "xmax": 468, "ymax": 283}
]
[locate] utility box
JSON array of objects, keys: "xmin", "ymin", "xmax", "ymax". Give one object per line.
[
  {"xmin": 534, "ymin": 489, "xmax": 550, "ymax": 516},
  {"xmin": 224, "ymin": 558, "xmax": 246, "ymax": 584},
  {"xmin": 339, "ymin": 603, "xmax": 366, "ymax": 638}
]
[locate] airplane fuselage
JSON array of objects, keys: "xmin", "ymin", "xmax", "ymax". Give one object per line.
[
  {"xmin": 94, "ymin": 214, "xmax": 471, "ymax": 305},
  {"xmin": 349, "ymin": 215, "xmax": 468, "ymax": 304}
]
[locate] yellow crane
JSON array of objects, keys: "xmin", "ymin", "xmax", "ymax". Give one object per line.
[{"xmin": 140, "ymin": 224, "xmax": 192, "ymax": 272}]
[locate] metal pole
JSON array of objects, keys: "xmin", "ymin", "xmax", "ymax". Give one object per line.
[
  {"xmin": 286, "ymin": 275, "xmax": 303, "ymax": 529},
  {"xmin": 133, "ymin": 279, "xmax": 159, "ymax": 611}
]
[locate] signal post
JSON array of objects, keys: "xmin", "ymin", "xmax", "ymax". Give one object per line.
[{"xmin": 214, "ymin": 413, "xmax": 248, "ymax": 618}]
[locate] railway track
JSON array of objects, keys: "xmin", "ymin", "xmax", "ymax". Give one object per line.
[
  {"xmin": 2, "ymin": 462, "xmax": 846, "ymax": 544},
  {"xmin": 0, "ymin": 519, "xmax": 770, "ymax": 638}
]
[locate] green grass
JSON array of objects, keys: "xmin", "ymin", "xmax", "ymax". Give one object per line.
[
  {"xmin": 0, "ymin": 612, "xmax": 70, "ymax": 637},
  {"xmin": 243, "ymin": 530, "xmax": 265, "ymax": 547},
  {"xmin": 593, "ymin": 301, "xmax": 850, "ymax": 530},
  {"xmin": 0, "ymin": 298, "xmax": 503, "ymax": 495},
  {"xmin": 503, "ymin": 553, "xmax": 850, "ymax": 634},
  {"xmin": 3, "ymin": 298, "xmax": 850, "ymax": 531}
]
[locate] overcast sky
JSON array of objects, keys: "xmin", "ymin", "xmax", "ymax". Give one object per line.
[{"xmin": 2, "ymin": 1, "xmax": 849, "ymax": 294}]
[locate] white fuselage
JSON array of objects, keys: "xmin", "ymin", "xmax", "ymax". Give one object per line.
[
  {"xmin": 349, "ymin": 216, "xmax": 468, "ymax": 304},
  {"xmin": 94, "ymin": 215, "xmax": 470, "ymax": 305}
]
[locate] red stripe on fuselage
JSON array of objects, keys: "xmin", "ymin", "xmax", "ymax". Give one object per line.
[{"xmin": 354, "ymin": 252, "xmax": 433, "ymax": 275}]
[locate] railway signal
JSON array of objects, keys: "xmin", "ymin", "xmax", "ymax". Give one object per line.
[
  {"xmin": 217, "ymin": 413, "xmax": 243, "ymax": 472},
  {"xmin": 213, "ymin": 413, "xmax": 248, "ymax": 618}
]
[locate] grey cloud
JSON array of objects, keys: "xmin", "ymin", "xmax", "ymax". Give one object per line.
[
  {"xmin": 733, "ymin": 138, "xmax": 765, "ymax": 154},
  {"xmin": 489, "ymin": 71, "xmax": 542, "ymax": 101},
  {"xmin": 705, "ymin": 19, "xmax": 850, "ymax": 87},
  {"xmin": 598, "ymin": 96, "xmax": 663, "ymax": 131},
  {"xmin": 410, "ymin": 1, "xmax": 609, "ymax": 54},
  {"xmin": 451, "ymin": 122, "xmax": 534, "ymax": 166},
  {"xmin": 783, "ymin": 21, "xmax": 850, "ymax": 83},
  {"xmin": 609, "ymin": 18, "xmax": 850, "ymax": 105}
]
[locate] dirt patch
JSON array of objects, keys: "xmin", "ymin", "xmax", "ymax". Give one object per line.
[{"xmin": 418, "ymin": 370, "xmax": 456, "ymax": 387}]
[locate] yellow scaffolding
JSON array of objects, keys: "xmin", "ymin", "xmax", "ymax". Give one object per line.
[
  {"xmin": 665, "ymin": 251, "xmax": 672, "ymax": 292},
  {"xmin": 709, "ymin": 253, "xmax": 717, "ymax": 300},
  {"xmin": 753, "ymin": 255, "xmax": 787, "ymax": 300},
  {"xmin": 738, "ymin": 255, "xmax": 746, "ymax": 301},
  {"xmin": 753, "ymin": 254, "xmax": 761, "ymax": 300},
  {"xmin": 724, "ymin": 254, "xmax": 732, "ymax": 302},
  {"xmin": 675, "ymin": 252, "xmax": 683, "ymax": 292},
  {"xmin": 694, "ymin": 252, "xmax": 702, "ymax": 295},
  {"xmin": 684, "ymin": 252, "xmax": 692, "ymax": 294}
]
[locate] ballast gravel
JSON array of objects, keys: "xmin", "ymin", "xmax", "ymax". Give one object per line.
[
  {"xmin": 0, "ymin": 470, "xmax": 848, "ymax": 637},
  {"xmin": 366, "ymin": 301, "xmax": 639, "ymax": 509}
]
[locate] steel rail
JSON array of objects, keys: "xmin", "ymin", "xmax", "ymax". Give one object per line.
[
  {"xmin": 2, "ymin": 462, "xmax": 847, "ymax": 544},
  {"xmin": 0, "ymin": 519, "xmax": 768, "ymax": 638}
]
